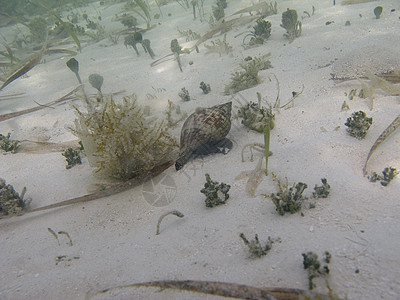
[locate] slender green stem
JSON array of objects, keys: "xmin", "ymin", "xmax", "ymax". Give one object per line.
[{"xmin": 264, "ymin": 123, "xmax": 270, "ymax": 176}]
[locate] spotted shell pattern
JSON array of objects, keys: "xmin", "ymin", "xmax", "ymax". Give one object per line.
[{"xmin": 175, "ymin": 102, "xmax": 232, "ymax": 170}]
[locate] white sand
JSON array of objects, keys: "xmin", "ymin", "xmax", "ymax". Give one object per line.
[{"xmin": 1, "ymin": 0, "xmax": 399, "ymax": 299}]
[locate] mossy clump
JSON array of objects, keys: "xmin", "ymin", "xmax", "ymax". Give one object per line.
[
  {"xmin": 200, "ymin": 82, "xmax": 211, "ymax": 94},
  {"xmin": 253, "ymin": 18, "xmax": 272, "ymax": 40},
  {"xmin": 270, "ymin": 178, "xmax": 307, "ymax": 215},
  {"xmin": 369, "ymin": 167, "xmax": 399, "ymax": 186},
  {"xmin": 0, "ymin": 133, "xmax": 20, "ymax": 153},
  {"xmin": 212, "ymin": 2, "xmax": 225, "ymax": 21},
  {"xmin": 240, "ymin": 233, "xmax": 274, "ymax": 258},
  {"xmin": 28, "ymin": 17, "xmax": 48, "ymax": 43},
  {"xmin": 302, "ymin": 251, "xmax": 331, "ymax": 290},
  {"xmin": 178, "ymin": 87, "xmax": 190, "ymax": 101},
  {"xmin": 312, "ymin": 178, "xmax": 330, "ymax": 198},
  {"xmin": 200, "ymin": 173, "xmax": 230, "ymax": 207},
  {"xmin": 238, "ymin": 101, "xmax": 275, "ymax": 133},
  {"xmin": 265, "ymin": 175, "xmax": 331, "ymax": 215},
  {"xmin": 224, "ymin": 56, "xmax": 272, "ymax": 95},
  {"xmin": 246, "ymin": 18, "xmax": 272, "ymax": 46},
  {"xmin": 71, "ymin": 95, "xmax": 177, "ymax": 180},
  {"xmin": 62, "ymin": 148, "xmax": 82, "ymax": 169},
  {"xmin": 0, "ymin": 178, "xmax": 30, "ymax": 215},
  {"xmin": 344, "ymin": 110, "xmax": 372, "ymax": 139},
  {"xmin": 120, "ymin": 14, "xmax": 138, "ymax": 28},
  {"xmin": 281, "ymin": 8, "xmax": 302, "ymax": 42}
]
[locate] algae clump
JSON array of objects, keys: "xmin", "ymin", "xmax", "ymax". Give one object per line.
[
  {"xmin": 201, "ymin": 173, "xmax": 230, "ymax": 207},
  {"xmin": 345, "ymin": 110, "xmax": 372, "ymax": 139},
  {"xmin": 281, "ymin": 8, "xmax": 302, "ymax": 42},
  {"xmin": 224, "ymin": 55, "xmax": 272, "ymax": 95},
  {"xmin": 71, "ymin": 95, "xmax": 177, "ymax": 180},
  {"xmin": 0, "ymin": 178, "xmax": 30, "ymax": 215}
]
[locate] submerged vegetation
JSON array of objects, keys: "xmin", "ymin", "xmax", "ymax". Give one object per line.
[
  {"xmin": 281, "ymin": 8, "xmax": 302, "ymax": 42},
  {"xmin": 200, "ymin": 173, "xmax": 230, "ymax": 207},
  {"xmin": 243, "ymin": 18, "xmax": 272, "ymax": 46},
  {"xmin": 369, "ymin": 167, "xmax": 399, "ymax": 186},
  {"xmin": 71, "ymin": 95, "xmax": 177, "ymax": 180},
  {"xmin": 345, "ymin": 111, "xmax": 372, "ymax": 139},
  {"xmin": 204, "ymin": 34, "xmax": 232, "ymax": 56},
  {"xmin": 62, "ymin": 148, "xmax": 82, "ymax": 169},
  {"xmin": 225, "ymin": 55, "xmax": 272, "ymax": 94},
  {"xmin": 0, "ymin": 133, "xmax": 20, "ymax": 153},
  {"xmin": 0, "ymin": 178, "xmax": 30, "ymax": 215},
  {"xmin": 264, "ymin": 174, "xmax": 331, "ymax": 215},
  {"xmin": 269, "ymin": 175, "xmax": 308, "ymax": 215},
  {"xmin": 239, "ymin": 233, "xmax": 274, "ymax": 258},
  {"xmin": 199, "ymin": 81, "xmax": 211, "ymax": 94},
  {"xmin": 237, "ymin": 100, "xmax": 275, "ymax": 133},
  {"xmin": 178, "ymin": 87, "xmax": 190, "ymax": 101},
  {"xmin": 302, "ymin": 251, "xmax": 331, "ymax": 290}
]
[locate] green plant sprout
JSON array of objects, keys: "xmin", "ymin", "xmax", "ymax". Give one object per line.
[
  {"xmin": 0, "ymin": 133, "xmax": 20, "ymax": 153},
  {"xmin": 0, "ymin": 178, "xmax": 30, "ymax": 215},
  {"xmin": 124, "ymin": 32, "xmax": 143, "ymax": 56},
  {"xmin": 374, "ymin": 6, "xmax": 383, "ymax": 19},
  {"xmin": 302, "ymin": 251, "xmax": 331, "ymax": 290},
  {"xmin": 199, "ymin": 82, "xmax": 211, "ymax": 94},
  {"xmin": 66, "ymin": 58, "xmax": 82, "ymax": 84},
  {"xmin": 264, "ymin": 123, "xmax": 270, "ymax": 176},
  {"xmin": 239, "ymin": 233, "xmax": 274, "ymax": 258},
  {"xmin": 281, "ymin": 8, "xmax": 302, "ymax": 42},
  {"xmin": 369, "ymin": 167, "xmax": 399, "ymax": 186},
  {"xmin": 200, "ymin": 173, "xmax": 230, "ymax": 207},
  {"xmin": 170, "ymin": 39, "xmax": 183, "ymax": 71},
  {"xmin": 88, "ymin": 73, "xmax": 104, "ymax": 102},
  {"xmin": 344, "ymin": 111, "xmax": 372, "ymax": 139},
  {"xmin": 312, "ymin": 178, "xmax": 331, "ymax": 198},
  {"xmin": 62, "ymin": 148, "xmax": 82, "ymax": 169},
  {"xmin": 178, "ymin": 87, "xmax": 190, "ymax": 101},
  {"xmin": 191, "ymin": 0, "xmax": 198, "ymax": 19},
  {"xmin": 141, "ymin": 39, "xmax": 155, "ymax": 59}
]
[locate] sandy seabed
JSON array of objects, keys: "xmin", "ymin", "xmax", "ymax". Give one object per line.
[{"xmin": 1, "ymin": 0, "xmax": 399, "ymax": 299}]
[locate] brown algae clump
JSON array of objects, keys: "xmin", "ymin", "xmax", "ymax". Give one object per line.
[{"xmin": 72, "ymin": 95, "xmax": 177, "ymax": 180}]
